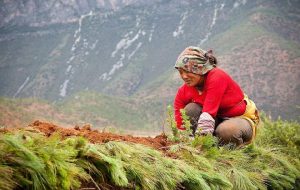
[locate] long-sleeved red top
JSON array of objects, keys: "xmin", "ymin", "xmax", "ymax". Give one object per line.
[{"xmin": 174, "ymin": 67, "xmax": 246, "ymax": 129}]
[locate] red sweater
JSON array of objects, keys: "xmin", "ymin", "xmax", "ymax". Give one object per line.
[{"xmin": 174, "ymin": 68, "xmax": 246, "ymax": 129}]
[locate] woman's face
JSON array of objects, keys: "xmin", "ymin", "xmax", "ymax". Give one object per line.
[{"xmin": 178, "ymin": 68, "xmax": 204, "ymax": 87}]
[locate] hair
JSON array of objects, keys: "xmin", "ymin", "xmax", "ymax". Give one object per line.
[{"xmin": 205, "ymin": 49, "xmax": 218, "ymax": 66}]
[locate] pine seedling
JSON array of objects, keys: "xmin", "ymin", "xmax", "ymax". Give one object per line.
[
  {"xmin": 0, "ymin": 134, "xmax": 47, "ymax": 190},
  {"xmin": 167, "ymin": 105, "xmax": 180, "ymax": 142},
  {"xmin": 0, "ymin": 131, "xmax": 91, "ymax": 190},
  {"xmin": 180, "ymin": 109, "xmax": 191, "ymax": 129},
  {"xmin": 82, "ymin": 143, "xmax": 129, "ymax": 187},
  {"xmin": 1, "ymin": 115, "xmax": 299, "ymax": 190},
  {"xmin": 227, "ymin": 168, "xmax": 257, "ymax": 190},
  {"xmin": 27, "ymin": 132, "xmax": 90, "ymax": 190},
  {"xmin": 179, "ymin": 109, "xmax": 193, "ymax": 142},
  {"xmin": 256, "ymin": 115, "xmax": 300, "ymax": 157},
  {"xmin": 265, "ymin": 169, "xmax": 296, "ymax": 190},
  {"xmin": 0, "ymin": 165, "xmax": 18, "ymax": 190},
  {"xmin": 166, "ymin": 105, "xmax": 196, "ymax": 143}
]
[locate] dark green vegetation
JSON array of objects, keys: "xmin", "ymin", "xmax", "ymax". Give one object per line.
[{"xmin": 0, "ymin": 115, "xmax": 299, "ymax": 190}]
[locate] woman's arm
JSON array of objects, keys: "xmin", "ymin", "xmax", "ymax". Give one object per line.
[
  {"xmin": 197, "ymin": 71, "xmax": 228, "ymax": 134},
  {"xmin": 202, "ymin": 71, "xmax": 228, "ymax": 117}
]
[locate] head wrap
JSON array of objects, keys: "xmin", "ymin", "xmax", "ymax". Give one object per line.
[{"xmin": 174, "ymin": 46, "xmax": 216, "ymax": 75}]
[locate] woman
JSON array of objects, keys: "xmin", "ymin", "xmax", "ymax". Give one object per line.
[{"xmin": 174, "ymin": 46, "xmax": 259, "ymax": 146}]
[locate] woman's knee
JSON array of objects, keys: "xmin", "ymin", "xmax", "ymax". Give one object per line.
[
  {"xmin": 215, "ymin": 118, "xmax": 253, "ymax": 146},
  {"xmin": 184, "ymin": 103, "xmax": 202, "ymax": 121},
  {"xmin": 184, "ymin": 103, "xmax": 202, "ymax": 132}
]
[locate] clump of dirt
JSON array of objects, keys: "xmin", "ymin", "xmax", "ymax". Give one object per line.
[{"xmin": 28, "ymin": 120, "xmax": 174, "ymax": 151}]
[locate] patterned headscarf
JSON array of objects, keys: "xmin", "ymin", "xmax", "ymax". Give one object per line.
[{"xmin": 174, "ymin": 46, "xmax": 216, "ymax": 75}]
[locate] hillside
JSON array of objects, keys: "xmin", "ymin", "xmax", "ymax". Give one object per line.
[
  {"xmin": 0, "ymin": 0, "xmax": 299, "ymax": 121},
  {"xmin": 0, "ymin": 93, "xmax": 166, "ymax": 133},
  {"xmin": 0, "ymin": 117, "xmax": 299, "ymax": 190}
]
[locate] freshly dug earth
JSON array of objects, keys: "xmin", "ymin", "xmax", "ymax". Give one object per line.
[{"xmin": 25, "ymin": 120, "xmax": 174, "ymax": 151}]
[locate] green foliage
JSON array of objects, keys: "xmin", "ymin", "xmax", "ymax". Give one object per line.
[
  {"xmin": 256, "ymin": 114, "xmax": 300, "ymax": 156},
  {"xmin": 0, "ymin": 131, "xmax": 89, "ymax": 190},
  {"xmin": 180, "ymin": 109, "xmax": 191, "ymax": 130},
  {"xmin": 166, "ymin": 107, "xmax": 300, "ymax": 190},
  {"xmin": 227, "ymin": 168, "xmax": 258, "ymax": 190},
  {"xmin": 167, "ymin": 105, "xmax": 179, "ymax": 142},
  {"xmin": 0, "ymin": 165, "xmax": 18, "ymax": 190},
  {"xmin": 167, "ymin": 105, "xmax": 193, "ymax": 143},
  {"xmin": 0, "ymin": 113, "xmax": 299, "ymax": 190}
]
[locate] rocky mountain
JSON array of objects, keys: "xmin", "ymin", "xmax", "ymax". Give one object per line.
[
  {"xmin": 0, "ymin": 0, "xmax": 299, "ymax": 127},
  {"xmin": 0, "ymin": 0, "xmax": 162, "ymax": 27}
]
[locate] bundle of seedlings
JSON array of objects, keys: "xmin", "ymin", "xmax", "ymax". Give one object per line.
[{"xmin": 0, "ymin": 112, "xmax": 299, "ymax": 190}]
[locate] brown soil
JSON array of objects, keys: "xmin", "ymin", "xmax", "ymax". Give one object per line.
[{"xmin": 25, "ymin": 120, "xmax": 174, "ymax": 151}]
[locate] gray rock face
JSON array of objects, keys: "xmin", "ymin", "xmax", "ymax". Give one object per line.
[{"xmin": 0, "ymin": 0, "xmax": 164, "ymax": 27}]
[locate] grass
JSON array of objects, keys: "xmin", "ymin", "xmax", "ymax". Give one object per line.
[
  {"xmin": 58, "ymin": 91, "xmax": 166, "ymax": 131},
  {"xmin": 0, "ymin": 113, "xmax": 299, "ymax": 190},
  {"xmin": 0, "ymin": 94, "xmax": 165, "ymax": 132},
  {"xmin": 59, "ymin": 92, "xmax": 153, "ymax": 130},
  {"xmin": 205, "ymin": 19, "xmax": 268, "ymax": 55}
]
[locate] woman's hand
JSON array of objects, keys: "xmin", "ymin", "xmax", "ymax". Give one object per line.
[{"xmin": 196, "ymin": 112, "xmax": 215, "ymax": 135}]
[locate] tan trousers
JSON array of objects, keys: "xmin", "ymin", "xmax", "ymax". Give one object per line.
[{"xmin": 184, "ymin": 101, "xmax": 259, "ymax": 146}]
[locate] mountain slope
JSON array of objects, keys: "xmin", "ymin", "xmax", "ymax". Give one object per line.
[
  {"xmin": 0, "ymin": 93, "xmax": 166, "ymax": 132},
  {"xmin": 0, "ymin": 0, "xmax": 299, "ymax": 122}
]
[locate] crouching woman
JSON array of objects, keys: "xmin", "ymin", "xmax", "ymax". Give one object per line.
[{"xmin": 174, "ymin": 46, "xmax": 260, "ymax": 146}]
